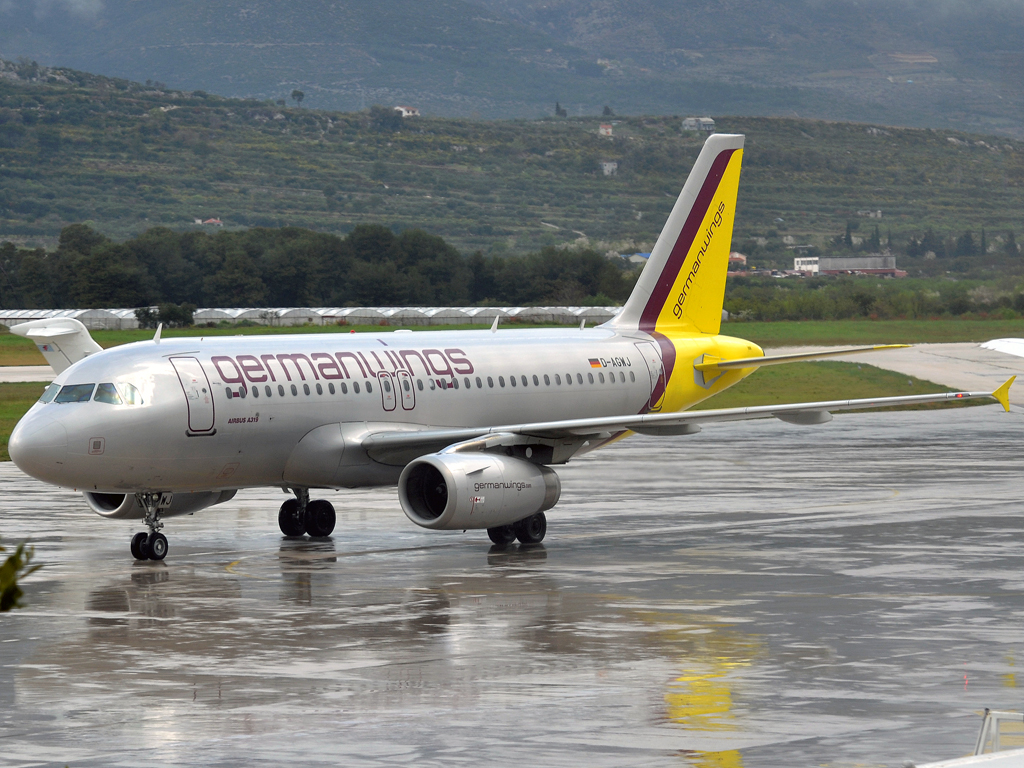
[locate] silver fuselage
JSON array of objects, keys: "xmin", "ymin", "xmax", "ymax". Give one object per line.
[{"xmin": 10, "ymin": 327, "xmax": 664, "ymax": 493}]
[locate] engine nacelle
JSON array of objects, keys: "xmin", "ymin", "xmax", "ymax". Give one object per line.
[
  {"xmin": 398, "ymin": 453, "xmax": 560, "ymax": 530},
  {"xmin": 83, "ymin": 490, "xmax": 238, "ymax": 520}
]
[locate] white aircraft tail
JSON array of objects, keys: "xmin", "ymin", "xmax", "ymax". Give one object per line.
[
  {"xmin": 10, "ymin": 318, "xmax": 103, "ymax": 374},
  {"xmin": 608, "ymin": 133, "xmax": 745, "ymax": 336}
]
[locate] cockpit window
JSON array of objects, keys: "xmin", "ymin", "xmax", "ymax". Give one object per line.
[
  {"xmin": 120, "ymin": 383, "xmax": 143, "ymax": 405},
  {"xmin": 55, "ymin": 383, "xmax": 95, "ymax": 403},
  {"xmin": 94, "ymin": 383, "xmax": 123, "ymax": 405},
  {"xmin": 38, "ymin": 383, "xmax": 60, "ymax": 403}
]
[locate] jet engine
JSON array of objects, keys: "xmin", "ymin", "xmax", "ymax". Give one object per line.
[
  {"xmin": 398, "ymin": 453, "xmax": 560, "ymax": 531},
  {"xmin": 83, "ymin": 490, "xmax": 238, "ymax": 520}
]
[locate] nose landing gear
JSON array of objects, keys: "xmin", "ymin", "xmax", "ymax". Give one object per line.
[
  {"xmin": 278, "ymin": 488, "xmax": 336, "ymax": 538},
  {"xmin": 130, "ymin": 492, "xmax": 171, "ymax": 561}
]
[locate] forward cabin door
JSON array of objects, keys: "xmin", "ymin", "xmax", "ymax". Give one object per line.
[
  {"xmin": 634, "ymin": 342, "xmax": 666, "ymax": 412},
  {"xmin": 170, "ymin": 357, "xmax": 216, "ymax": 433}
]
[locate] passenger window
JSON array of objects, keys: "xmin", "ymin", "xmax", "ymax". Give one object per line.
[
  {"xmin": 341, "ymin": 382, "xmax": 348, "ymax": 394},
  {"xmin": 288, "ymin": 384, "xmax": 296, "ymax": 396},
  {"xmin": 619, "ymin": 371, "xmax": 625, "ymax": 383},
  {"xmin": 554, "ymin": 374, "xmax": 561, "ymax": 385},
  {"xmin": 383, "ymin": 379, "xmax": 391, "ymax": 393},
  {"xmin": 353, "ymin": 382, "xmax": 360, "ymax": 394},
  {"xmin": 265, "ymin": 385, "xmax": 272, "ymax": 397},
  {"xmin": 453, "ymin": 378, "xmax": 459, "ymax": 390},
  {"xmin": 328, "ymin": 383, "xmax": 335, "ymax": 395},
  {"xmin": 565, "ymin": 373, "xmax": 571, "ymax": 385},
  {"xmin": 366, "ymin": 381, "xmax": 373, "ymax": 393},
  {"xmin": 303, "ymin": 383, "xmax": 311, "ymax": 396},
  {"xmin": 252, "ymin": 387, "xmax": 260, "ymax": 399},
  {"xmin": 532, "ymin": 375, "xmax": 538, "ymax": 386},
  {"xmin": 55, "ymin": 383, "xmax": 95, "ymax": 403},
  {"xmin": 465, "ymin": 377, "xmax": 472, "ymax": 389},
  {"xmin": 598, "ymin": 372, "xmax": 605, "ymax": 383},
  {"xmin": 316, "ymin": 383, "xmax": 323, "ymax": 395},
  {"xmin": 476, "ymin": 377, "xmax": 482, "ymax": 388},
  {"xmin": 488, "ymin": 376, "xmax": 494, "ymax": 388},
  {"xmin": 588, "ymin": 373, "xmax": 594, "ymax": 384},
  {"xmin": 499, "ymin": 376, "xmax": 505, "ymax": 387},
  {"xmin": 544, "ymin": 374, "xmax": 550, "ymax": 386},
  {"xmin": 225, "ymin": 387, "xmax": 232, "ymax": 399},
  {"xmin": 510, "ymin": 376, "xmax": 516, "ymax": 387},
  {"xmin": 94, "ymin": 383, "xmax": 123, "ymax": 404},
  {"xmin": 278, "ymin": 384, "xmax": 285, "ymax": 396},
  {"xmin": 417, "ymin": 380, "xmax": 424, "ymax": 391},
  {"xmin": 403, "ymin": 379, "xmax": 411, "ymax": 392},
  {"xmin": 629, "ymin": 371, "xmax": 635, "ymax": 382},
  {"xmin": 39, "ymin": 382, "xmax": 60, "ymax": 403},
  {"xmin": 576, "ymin": 373, "xmax": 583, "ymax": 385},
  {"xmin": 429, "ymin": 379, "xmax": 436, "ymax": 390}
]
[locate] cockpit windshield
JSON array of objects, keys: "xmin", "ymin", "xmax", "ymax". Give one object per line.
[
  {"xmin": 54, "ymin": 383, "xmax": 95, "ymax": 403},
  {"xmin": 38, "ymin": 382, "xmax": 60, "ymax": 403},
  {"xmin": 94, "ymin": 383, "xmax": 123, "ymax": 404}
]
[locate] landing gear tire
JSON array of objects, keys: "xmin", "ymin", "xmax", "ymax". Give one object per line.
[
  {"xmin": 514, "ymin": 512, "xmax": 547, "ymax": 545},
  {"xmin": 487, "ymin": 525, "xmax": 517, "ymax": 547},
  {"xmin": 278, "ymin": 499, "xmax": 305, "ymax": 537},
  {"xmin": 147, "ymin": 532, "xmax": 168, "ymax": 561},
  {"xmin": 131, "ymin": 531, "xmax": 149, "ymax": 560},
  {"xmin": 304, "ymin": 500, "xmax": 336, "ymax": 537}
]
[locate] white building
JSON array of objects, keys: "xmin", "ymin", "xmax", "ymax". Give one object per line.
[
  {"xmin": 394, "ymin": 106, "xmax": 420, "ymax": 118},
  {"xmin": 794, "ymin": 256, "xmax": 819, "ymax": 274},
  {"xmin": 600, "ymin": 161, "xmax": 618, "ymax": 176},
  {"xmin": 683, "ymin": 117, "xmax": 715, "ymax": 132}
]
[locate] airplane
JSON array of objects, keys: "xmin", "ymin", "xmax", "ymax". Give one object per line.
[{"xmin": 8, "ymin": 134, "xmax": 1015, "ymax": 561}]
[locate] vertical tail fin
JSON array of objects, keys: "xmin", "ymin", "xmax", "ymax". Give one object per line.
[{"xmin": 609, "ymin": 133, "xmax": 744, "ymax": 336}]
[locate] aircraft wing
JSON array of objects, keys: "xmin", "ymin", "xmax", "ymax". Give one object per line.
[
  {"xmin": 981, "ymin": 338, "xmax": 1024, "ymax": 359},
  {"xmin": 362, "ymin": 377, "xmax": 1015, "ymax": 462}
]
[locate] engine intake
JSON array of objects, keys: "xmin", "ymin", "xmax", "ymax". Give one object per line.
[
  {"xmin": 83, "ymin": 490, "xmax": 238, "ymax": 519},
  {"xmin": 398, "ymin": 453, "xmax": 560, "ymax": 530}
]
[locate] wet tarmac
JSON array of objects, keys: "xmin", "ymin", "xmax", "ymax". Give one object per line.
[{"xmin": 2, "ymin": 406, "xmax": 1023, "ymax": 768}]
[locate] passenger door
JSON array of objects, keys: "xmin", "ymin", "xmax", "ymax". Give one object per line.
[{"xmin": 170, "ymin": 357, "xmax": 216, "ymax": 433}]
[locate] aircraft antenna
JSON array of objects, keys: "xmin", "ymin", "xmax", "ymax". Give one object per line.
[
  {"xmin": 154, "ymin": 323, "xmax": 163, "ymax": 344},
  {"xmin": 490, "ymin": 316, "xmax": 499, "ymax": 333}
]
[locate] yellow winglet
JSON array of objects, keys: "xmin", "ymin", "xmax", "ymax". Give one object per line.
[
  {"xmin": 992, "ymin": 376, "xmax": 1015, "ymax": 412},
  {"xmin": 872, "ymin": 344, "xmax": 912, "ymax": 351}
]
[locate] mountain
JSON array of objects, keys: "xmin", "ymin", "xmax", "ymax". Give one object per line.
[
  {"xmin": 1, "ymin": 58, "xmax": 1022, "ymax": 261},
  {"xmin": 2, "ymin": 0, "xmax": 1024, "ymax": 134}
]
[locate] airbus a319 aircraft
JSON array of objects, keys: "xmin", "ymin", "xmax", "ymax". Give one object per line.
[{"xmin": 8, "ymin": 134, "xmax": 1015, "ymax": 561}]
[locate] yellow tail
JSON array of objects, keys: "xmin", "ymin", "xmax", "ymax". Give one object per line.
[{"xmin": 609, "ymin": 134, "xmax": 744, "ymax": 336}]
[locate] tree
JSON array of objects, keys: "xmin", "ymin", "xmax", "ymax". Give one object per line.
[
  {"xmin": 1006, "ymin": 231, "xmax": 1018, "ymax": 257},
  {"xmin": 291, "ymin": 89, "xmax": 304, "ymax": 106},
  {"xmin": 981, "ymin": 227, "xmax": 987, "ymax": 255},
  {"xmin": 955, "ymin": 230, "xmax": 977, "ymax": 257},
  {"xmin": 368, "ymin": 105, "xmax": 402, "ymax": 132},
  {"xmin": 1, "ymin": 537, "xmax": 41, "ymax": 612},
  {"xmin": 555, "ymin": 102, "xmax": 568, "ymax": 118},
  {"xmin": 844, "ymin": 222, "xmax": 854, "ymax": 248},
  {"xmin": 602, "ymin": 105, "xmax": 614, "ymax": 117},
  {"xmin": 203, "ymin": 249, "xmax": 267, "ymax": 306},
  {"xmin": 868, "ymin": 225, "xmax": 881, "ymax": 252}
]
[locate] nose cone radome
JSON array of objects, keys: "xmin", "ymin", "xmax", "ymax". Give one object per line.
[{"xmin": 9, "ymin": 413, "xmax": 68, "ymax": 484}]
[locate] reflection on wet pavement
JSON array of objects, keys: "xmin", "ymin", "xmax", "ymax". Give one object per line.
[{"xmin": 1, "ymin": 407, "xmax": 1022, "ymax": 767}]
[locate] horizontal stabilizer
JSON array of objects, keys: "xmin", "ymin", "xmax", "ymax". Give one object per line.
[
  {"xmin": 10, "ymin": 318, "xmax": 103, "ymax": 374},
  {"xmin": 694, "ymin": 344, "xmax": 910, "ymax": 372}
]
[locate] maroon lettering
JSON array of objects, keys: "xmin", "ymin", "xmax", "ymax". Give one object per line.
[
  {"xmin": 236, "ymin": 354, "xmax": 268, "ymax": 383},
  {"xmin": 399, "ymin": 349, "xmax": 430, "ymax": 376},
  {"xmin": 335, "ymin": 351, "xmax": 366, "ymax": 379},
  {"xmin": 277, "ymin": 353, "xmax": 319, "ymax": 381},
  {"xmin": 422, "ymin": 349, "xmax": 453, "ymax": 377},
  {"xmin": 211, "ymin": 355, "xmax": 244, "ymax": 384},
  {"xmin": 311, "ymin": 352, "xmax": 343, "ymax": 380},
  {"xmin": 260, "ymin": 354, "xmax": 279, "ymax": 382},
  {"xmin": 445, "ymin": 348, "xmax": 474, "ymax": 375}
]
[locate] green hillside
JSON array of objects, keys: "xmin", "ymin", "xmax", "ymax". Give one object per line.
[{"xmin": 1, "ymin": 58, "xmax": 1023, "ymax": 262}]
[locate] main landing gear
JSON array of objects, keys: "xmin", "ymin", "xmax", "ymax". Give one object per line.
[
  {"xmin": 130, "ymin": 492, "xmax": 171, "ymax": 561},
  {"xmin": 487, "ymin": 511, "xmax": 547, "ymax": 547},
  {"xmin": 278, "ymin": 488, "xmax": 337, "ymax": 538}
]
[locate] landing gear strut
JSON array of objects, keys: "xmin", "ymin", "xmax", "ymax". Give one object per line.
[
  {"xmin": 278, "ymin": 488, "xmax": 336, "ymax": 538},
  {"xmin": 131, "ymin": 492, "xmax": 171, "ymax": 561}
]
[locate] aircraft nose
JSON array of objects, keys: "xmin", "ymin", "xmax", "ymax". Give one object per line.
[{"xmin": 9, "ymin": 413, "xmax": 68, "ymax": 484}]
